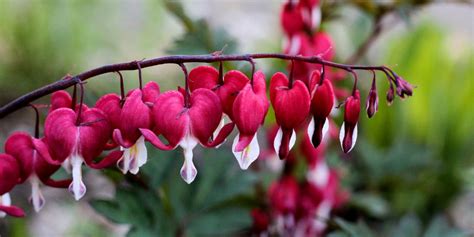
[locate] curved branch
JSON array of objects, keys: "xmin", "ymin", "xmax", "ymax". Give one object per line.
[{"xmin": 0, "ymin": 53, "xmax": 394, "ymax": 119}]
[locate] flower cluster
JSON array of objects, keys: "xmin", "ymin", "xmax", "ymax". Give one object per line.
[{"xmin": 0, "ymin": 1, "xmax": 412, "ymax": 218}]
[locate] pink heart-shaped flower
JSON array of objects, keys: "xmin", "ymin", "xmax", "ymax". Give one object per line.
[{"xmin": 270, "ymin": 72, "xmax": 310, "ymax": 159}]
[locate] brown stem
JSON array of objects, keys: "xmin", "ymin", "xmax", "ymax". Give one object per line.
[{"xmin": 0, "ymin": 53, "xmax": 398, "ymax": 119}]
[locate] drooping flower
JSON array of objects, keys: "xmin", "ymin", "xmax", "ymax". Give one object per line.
[
  {"xmin": 281, "ymin": 1, "xmax": 305, "ymax": 36},
  {"xmin": 395, "ymin": 76, "xmax": 414, "ymax": 98},
  {"xmin": 95, "ymin": 81, "xmax": 160, "ymax": 174},
  {"xmin": 366, "ymin": 77, "xmax": 379, "ymax": 118},
  {"xmin": 232, "ymin": 71, "xmax": 269, "ymax": 169},
  {"xmin": 140, "ymin": 88, "xmax": 233, "ymax": 184},
  {"xmin": 339, "ymin": 90, "xmax": 360, "ymax": 153},
  {"xmin": 44, "ymin": 106, "xmax": 117, "ymax": 200},
  {"xmin": 270, "ymin": 72, "xmax": 310, "ymax": 159},
  {"xmin": 5, "ymin": 132, "xmax": 71, "ymax": 212},
  {"xmin": 307, "ymin": 70, "xmax": 335, "ymax": 148},
  {"xmin": 0, "ymin": 154, "xmax": 25, "ymax": 218},
  {"xmin": 269, "ymin": 175, "xmax": 299, "ymax": 215}
]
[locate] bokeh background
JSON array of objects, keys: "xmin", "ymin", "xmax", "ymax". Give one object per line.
[{"xmin": 0, "ymin": 0, "xmax": 473, "ymax": 236}]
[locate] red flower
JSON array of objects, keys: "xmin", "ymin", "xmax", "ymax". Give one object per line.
[
  {"xmin": 270, "ymin": 72, "xmax": 310, "ymax": 159},
  {"xmin": 281, "ymin": 2, "xmax": 305, "ymax": 36},
  {"xmin": 140, "ymin": 88, "xmax": 233, "ymax": 184},
  {"xmin": 307, "ymin": 70, "xmax": 335, "ymax": 148},
  {"xmin": 251, "ymin": 208, "xmax": 270, "ymax": 234},
  {"xmin": 269, "ymin": 175, "xmax": 299, "ymax": 215},
  {"xmin": 5, "ymin": 132, "xmax": 71, "ymax": 212},
  {"xmin": 339, "ymin": 90, "xmax": 360, "ymax": 153},
  {"xmin": 44, "ymin": 106, "xmax": 115, "ymax": 200},
  {"xmin": 95, "ymin": 81, "xmax": 160, "ymax": 174},
  {"xmin": 0, "ymin": 154, "xmax": 25, "ymax": 218},
  {"xmin": 232, "ymin": 71, "xmax": 269, "ymax": 169}
]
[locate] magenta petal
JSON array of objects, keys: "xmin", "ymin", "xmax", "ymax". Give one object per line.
[
  {"xmin": 216, "ymin": 70, "xmax": 250, "ymax": 119},
  {"xmin": 113, "ymin": 129, "xmax": 134, "ymax": 148},
  {"xmin": 204, "ymin": 122, "xmax": 234, "ymax": 148},
  {"xmin": 139, "ymin": 128, "xmax": 175, "ymax": 150},
  {"xmin": 4, "ymin": 132, "xmax": 34, "ymax": 182},
  {"xmin": 95, "ymin": 93, "xmax": 122, "ymax": 129},
  {"xmin": 234, "ymin": 134, "xmax": 255, "ymax": 152},
  {"xmin": 86, "ymin": 150, "xmax": 123, "ymax": 169},
  {"xmin": 142, "ymin": 81, "xmax": 161, "ymax": 104},
  {"xmin": 152, "ymin": 91, "xmax": 188, "ymax": 147},
  {"xmin": 0, "ymin": 205, "xmax": 25, "ymax": 218},
  {"xmin": 189, "ymin": 89, "xmax": 222, "ymax": 145},
  {"xmin": 50, "ymin": 90, "xmax": 72, "ymax": 111},
  {"xmin": 44, "ymin": 108, "xmax": 78, "ymax": 163},
  {"xmin": 189, "ymin": 65, "xmax": 219, "ymax": 92},
  {"xmin": 0, "ymin": 154, "xmax": 20, "ymax": 195},
  {"xmin": 118, "ymin": 89, "xmax": 152, "ymax": 144},
  {"xmin": 42, "ymin": 178, "xmax": 71, "ymax": 188},
  {"xmin": 32, "ymin": 138, "xmax": 63, "ymax": 166},
  {"xmin": 77, "ymin": 108, "xmax": 111, "ymax": 164}
]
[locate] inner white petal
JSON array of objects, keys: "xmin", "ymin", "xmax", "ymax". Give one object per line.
[
  {"xmin": 0, "ymin": 193, "xmax": 11, "ymax": 218},
  {"xmin": 212, "ymin": 115, "xmax": 228, "ymax": 148},
  {"xmin": 29, "ymin": 175, "xmax": 45, "ymax": 212},
  {"xmin": 339, "ymin": 122, "xmax": 345, "ymax": 151},
  {"xmin": 322, "ymin": 118, "xmax": 329, "ymax": 142},
  {"xmin": 179, "ymin": 133, "xmax": 198, "ymax": 184},
  {"xmin": 273, "ymin": 128, "xmax": 297, "ymax": 155},
  {"xmin": 307, "ymin": 117, "xmax": 315, "ymax": 142},
  {"xmin": 232, "ymin": 133, "xmax": 260, "ymax": 170},
  {"xmin": 68, "ymin": 153, "xmax": 86, "ymax": 201}
]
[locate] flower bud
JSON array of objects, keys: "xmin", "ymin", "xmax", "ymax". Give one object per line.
[
  {"xmin": 386, "ymin": 85, "xmax": 395, "ymax": 106},
  {"xmin": 366, "ymin": 79, "xmax": 378, "ymax": 118}
]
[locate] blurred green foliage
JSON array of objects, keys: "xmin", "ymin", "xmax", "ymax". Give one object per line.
[{"xmin": 92, "ymin": 145, "xmax": 257, "ymax": 237}]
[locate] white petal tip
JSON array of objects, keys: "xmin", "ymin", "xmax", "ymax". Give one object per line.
[
  {"xmin": 68, "ymin": 181, "xmax": 86, "ymax": 201},
  {"xmin": 233, "ymin": 134, "xmax": 260, "ymax": 170}
]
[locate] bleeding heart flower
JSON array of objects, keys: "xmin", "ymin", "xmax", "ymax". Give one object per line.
[
  {"xmin": 270, "ymin": 72, "xmax": 310, "ymax": 159},
  {"xmin": 189, "ymin": 66, "xmax": 249, "ymax": 120},
  {"xmin": 366, "ymin": 77, "xmax": 378, "ymax": 118},
  {"xmin": 339, "ymin": 90, "xmax": 360, "ymax": 153},
  {"xmin": 307, "ymin": 70, "xmax": 335, "ymax": 148},
  {"xmin": 95, "ymin": 81, "xmax": 160, "ymax": 175},
  {"xmin": 140, "ymin": 88, "xmax": 233, "ymax": 184},
  {"xmin": 280, "ymin": 2, "xmax": 305, "ymax": 36},
  {"xmin": 0, "ymin": 154, "xmax": 25, "ymax": 218},
  {"xmin": 44, "ymin": 106, "xmax": 116, "ymax": 200},
  {"xmin": 269, "ymin": 175, "xmax": 299, "ymax": 215},
  {"xmin": 5, "ymin": 132, "xmax": 71, "ymax": 212},
  {"xmin": 232, "ymin": 71, "xmax": 269, "ymax": 169}
]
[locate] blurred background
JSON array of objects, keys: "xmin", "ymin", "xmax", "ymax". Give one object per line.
[{"xmin": 0, "ymin": 0, "xmax": 473, "ymax": 236}]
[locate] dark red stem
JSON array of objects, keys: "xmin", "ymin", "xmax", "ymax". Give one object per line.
[
  {"xmin": 0, "ymin": 53, "xmax": 400, "ymax": 119},
  {"xmin": 178, "ymin": 63, "xmax": 190, "ymax": 108},
  {"xmin": 29, "ymin": 104, "xmax": 40, "ymax": 138}
]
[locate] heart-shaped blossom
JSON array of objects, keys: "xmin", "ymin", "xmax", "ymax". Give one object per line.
[
  {"xmin": 140, "ymin": 88, "xmax": 233, "ymax": 184},
  {"xmin": 232, "ymin": 71, "xmax": 269, "ymax": 169},
  {"xmin": 339, "ymin": 90, "xmax": 360, "ymax": 153},
  {"xmin": 44, "ymin": 106, "xmax": 117, "ymax": 200},
  {"xmin": 5, "ymin": 132, "xmax": 71, "ymax": 212},
  {"xmin": 280, "ymin": 2, "xmax": 305, "ymax": 36},
  {"xmin": 307, "ymin": 70, "xmax": 335, "ymax": 148},
  {"xmin": 95, "ymin": 81, "xmax": 160, "ymax": 175},
  {"xmin": 50, "ymin": 90, "xmax": 73, "ymax": 112},
  {"xmin": 270, "ymin": 72, "xmax": 310, "ymax": 159},
  {"xmin": 0, "ymin": 154, "xmax": 25, "ymax": 218}
]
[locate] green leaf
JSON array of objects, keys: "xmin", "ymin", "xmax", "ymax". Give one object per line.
[
  {"xmin": 334, "ymin": 218, "xmax": 376, "ymax": 237},
  {"xmin": 423, "ymin": 216, "xmax": 468, "ymax": 237},
  {"xmin": 350, "ymin": 193, "xmax": 390, "ymax": 218},
  {"xmin": 389, "ymin": 214, "xmax": 422, "ymax": 237}
]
